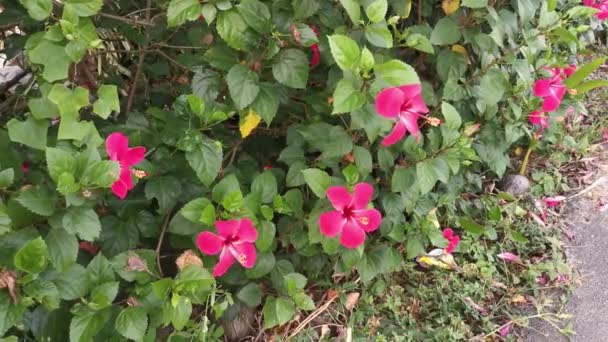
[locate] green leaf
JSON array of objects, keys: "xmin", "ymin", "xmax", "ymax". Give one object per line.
[
  {"xmin": 365, "ymin": 0, "xmax": 387, "ymax": 23},
  {"xmin": 339, "ymin": 0, "xmax": 361, "ymax": 25},
  {"xmin": 46, "ymin": 147, "xmax": 77, "ymax": 183},
  {"xmin": 62, "ymin": 207, "xmax": 101, "ymax": 241},
  {"xmin": 53, "ymin": 264, "xmax": 89, "ymax": 300},
  {"xmin": 462, "ymin": 0, "xmax": 487, "ymax": 7},
  {"xmin": 89, "ymin": 281, "xmax": 119, "ymax": 309},
  {"xmin": 186, "ymin": 139, "xmax": 223, "ymax": 186},
  {"xmin": 174, "ymin": 265, "xmax": 214, "ymax": 295},
  {"xmin": 359, "ymin": 47, "xmax": 375, "ymax": 71},
  {"xmin": 245, "ymin": 252, "xmax": 275, "ymax": 279},
  {"xmin": 416, "ymin": 160, "xmax": 438, "ymax": 194},
  {"xmin": 92, "ymin": 85, "xmax": 119, "ymax": 119},
  {"xmin": 405, "ymin": 33, "xmax": 434, "ymax": 54},
  {"xmin": 47, "ymin": 85, "xmax": 89, "ymax": 116},
  {"xmin": 430, "ymin": 17, "xmax": 462, "ymax": 45},
  {"xmin": 575, "ymin": 80, "xmax": 608, "ymax": 94},
  {"xmin": 564, "ymin": 57, "xmax": 606, "ymax": 89},
  {"xmin": 374, "ymin": 60, "xmax": 419, "ymax": 86},
  {"xmin": 477, "ymin": 71, "xmax": 506, "ymax": 106},
  {"xmin": 64, "ymin": 0, "xmax": 103, "ymax": 16},
  {"xmin": 14, "ymin": 236, "xmax": 48, "ymax": 274},
  {"xmin": 293, "ymin": 0, "xmax": 319, "ymax": 19},
  {"xmin": 237, "ymin": 0, "xmax": 271, "ymax": 33},
  {"xmin": 179, "ymin": 197, "xmax": 212, "ymax": 223},
  {"xmin": 332, "ymin": 79, "xmax": 366, "ymax": 114},
  {"xmin": 217, "ymin": 10, "xmax": 249, "ymax": 50},
  {"xmin": 441, "ymin": 102, "xmax": 462, "ymax": 131},
  {"xmin": 251, "ymin": 83, "xmax": 280, "ymax": 124},
  {"xmin": 284, "ymin": 273, "xmax": 307, "ymax": 296},
  {"xmin": 201, "ymin": 3, "xmax": 217, "ymax": 23},
  {"xmin": 16, "ymin": 186, "xmax": 57, "ymax": 216},
  {"xmin": 263, "ymin": 296, "xmax": 296, "ymax": 329},
  {"xmin": 27, "ymin": 37, "xmax": 71, "ymax": 82},
  {"xmin": 0, "ymin": 169, "xmax": 14, "ymax": 189},
  {"xmin": 65, "ymin": 41, "xmax": 87, "ymax": 63},
  {"xmin": 24, "ymin": 278, "xmax": 60, "ymax": 310},
  {"xmin": 45, "ymin": 228, "xmax": 78, "ymax": 273},
  {"xmin": 328, "ymin": 34, "xmax": 360, "ymax": 71},
  {"xmin": 115, "ymin": 307, "xmax": 148, "ymax": 341},
  {"xmin": 212, "ymin": 175, "xmax": 241, "ymax": 204},
  {"xmin": 227, "ymin": 64, "xmax": 260, "ymax": 110},
  {"xmin": 301, "ymin": 168, "xmax": 331, "ymax": 199},
  {"xmin": 167, "ymin": 0, "xmax": 202, "ymax": 27},
  {"xmin": 256, "ymin": 221, "xmax": 276, "ymax": 252},
  {"xmin": 163, "ymin": 295, "xmax": 192, "ymax": 330},
  {"xmin": 18, "ymin": 0, "xmax": 52, "ymax": 20},
  {"xmin": 144, "ymin": 176, "xmax": 182, "ymax": 214},
  {"xmin": 251, "ymin": 171, "xmax": 278, "ymax": 203},
  {"xmin": 353, "ymin": 146, "xmax": 373, "ymax": 176},
  {"xmin": 69, "ymin": 306, "xmax": 111, "ymax": 342},
  {"xmin": 365, "ymin": 22, "xmax": 393, "ymax": 48},
  {"xmin": 237, "ymin": 283, "xmax": 262, "ymax": 307},
  {"xmin": 7, "ymin": 116, "xmax": 48, "ymax": 150},
  {"xmin": 459, "ymin": 217, "xmax": 485, "ymax": 235},
  {"xmin": 80, "ymin": 161, "xmax": 120, "ymax": 188},
  {"xmin": 272, "ymin": 49, "xmax": 309, "ymax": 89},
  {"xmin": 293, "ymin": 292, "xmax": 315, "ymax": 311}
]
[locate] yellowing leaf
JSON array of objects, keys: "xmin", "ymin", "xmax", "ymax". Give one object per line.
[
  {"xmin": 451, "ymin": 44, "xmax": 467, "ymax": 55},
  {"xmin": 442, "ymin": 0, "xmax": 460, "ymax": 15},
  {"xmin": 240, "ymin": 110, "xmax": 262, "ymax": 138}
]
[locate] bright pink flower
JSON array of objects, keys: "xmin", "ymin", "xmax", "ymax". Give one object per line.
[
  {"xmin": 497, "ymin": 252, "xmax": 520, "ymax": 263},
  {"xmin": 375, "ymin": 84, "xmax": 429, "ymax": 146},
  {"xmin": 196, "ymin": 218, "xmax": 258, "ymax": 277},
  {"xmin": 499, "ymin": 323, "xmax": 511, "ymax": 337},
  {"xmin": 318, "ymin": 183, "xmax": 382, "ymax": 249},
  {"xmin": 528, "ymin": 111, "xmax": 549, "ymax": 128},
  {"xmin": 564, "ymin": 64, "xmax": 577, "ymax": 77},
  {"xmin": 544, "ymin": 196, "xmax": 566, "ymax": 208},
  {"xmin": 105, "ymin": 132, "xmax": 146, "ymax": 199},
  {"xmin": 442, "ymin": 228, "xmax": 460, "ymax": 254},
  {"xmin": 583, "ymin": 0, "xmax": 608, "ymax": 20},
  {"xmin": 533, "ymin": 67, "xmax": 567, "ymax": 112},
  {"xmin": 309, "ymin": 26, "xmax": 320, "ymax": 68}
]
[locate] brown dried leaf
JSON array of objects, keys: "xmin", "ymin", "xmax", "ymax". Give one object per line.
[
  {"xmin": 0, "ymin": 270, "xmax": 18, "ymax": 303},
  {"xmin": 126, "ymin": 251, "xmax": 150, "ymax": 273},
  {"xmin": 344, "ymin": 292, "xmax": 360, "ymax": 311},
  {"xmin": 175, "ymin": 249, "xmax": 203, "ymax": 271}
]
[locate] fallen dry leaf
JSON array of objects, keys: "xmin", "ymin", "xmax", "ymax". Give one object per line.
[
  {"xmin": 344, "ymin": 292, "xmax": 360, "ymax": 311},
  {"xmin": 175, "ymin": 249, "xmax": 203, "ymax": 271},
  {"xmin": 0, "ymin": 270, "xmax": 18, "ymax": 303},
  {"xmin": 126, "ymin": 251, "xmax": 150, "ymax": 273},
  {"xmin": 510, "ymin": 294, "xmax": 527, "ymax": 304},
  {"xmin": 463, "ymin": 297, "xmax": 488, "ymax": 315}
]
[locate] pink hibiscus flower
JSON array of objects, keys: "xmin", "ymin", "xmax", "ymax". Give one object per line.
[
  {"xmin": 319, "ymin": 183, "xmax": 382, "ymax": 249},
  {"xmin": 528, "ymin": 110, "xmax": 549, "ymax": 128},
  {"xmin": 375, "ymin": 84, "xmax": 430, "ymax": 146},
  {"xmin": 544, "ymin": 196, "xmax": 566, "ymax": 208},
  {"xmin": 196, "ymin": 218, "xmax": 258, "ymax": 277},
  {"xmin": 583, "ymin": 0, "xmax": 608, "ymax": 20},
  {"xmin": 105, "ymin": 132, "xmax": 146, "ymax": 199},
  {"xmin": 442, "ymin": 228, "xmax": 460, "ymax": 254},
  {"xmin": 533, "ymin": 67, "xmax": 569, "ymax": 112},
  {"xmin": 309, "ymin": 26, "xmax": 320, "ymax": 68}
]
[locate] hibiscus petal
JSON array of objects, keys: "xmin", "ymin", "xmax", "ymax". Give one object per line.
[
  {"xmin": 123, "ymin": 147, "xmax": 146, "ymax": 166},
  {"xmin": 533, "ymin": 79, "xmax": 552, "ymax": 97},
  {"xmin": 196, "ymin": 231, "xmax": 224, "ymax": 255},
  {"xmin": 442, "ymin": 228, "xmax": 454, "ymax": 239},
  {"xmin": 237, "ymin": 218, "xmax": 258, "ymax": 243},
  {"xmin": 351, "ymin": 183, "xmax": 374, "ymax": 209},
  {"xmin": 215, "ymin": 220, "xmax": 240, "ymax": 239},
  {"xmin": 118, "ymin": 167, "xmax": 133, "ymax": 190},
  {"xmin": 541, "ymin": 94, "xmax": 561, "ymax": 112},
  {"xmin": 408, "ymin": 94, "xmax": 430, "ymax": 114},
  {"xmin": 497, "ymin": 252, "xmax": 520, "ymax": 263},
  {"xmin": 401, "ymin": 111, "xmax": 420, "ymax": 138},
  {"xmin": 326, "ymin": 186, "xmax": 352, "ymax": 210},
  {"xmin": 397, "ymin": 84, "xmax": 421, "ymax": 96},
  {"xmin": 339, "ymin": 221, "xmax": 366, "ymax": 249},
  {"xmin": 375, "ymin": 87, "xmax": 405, "ymax": 118},
  {"xmin": 231, "ymin": 243, "xmax": 257, "ymax": 268},
  {"xmin": 213, "ymin": 249, "xmax": 235, "ymax": 277},
  {"xmin": 319, "ymin": 210, "xmax": 346, "ymax": 238},
  {"xmin": 381, "ymin": 120, "xmax": 406, "ymax": 146},
  {"xmin": 111, "ymin": 180, "xmax": 128, "ymax": 199},
  {"xmin": 353, "ymin": 208, "xmax": 382, "ymax": 232},
  {"xmin": 105, "ymin": 132, "xmax": 129, "ymax": 161},
  {"xmin": 550, "ymin": 83, "xmax": 567, "ymax": 101}
]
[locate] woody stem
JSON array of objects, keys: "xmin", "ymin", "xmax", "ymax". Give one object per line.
[{"xmin": 519, "ymin": 137, "xmax": 538, "ymax": 175}]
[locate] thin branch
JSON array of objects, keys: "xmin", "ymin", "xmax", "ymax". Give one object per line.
[
  {"xmin": 125, "ymin": 0, "xmax": 153, "ymax": 114},
  {"xmin": 155, "ymin": 212, "xmax": 172, "ymax": 278},
  {"xmin": 98, "ymin": 12, "xmax": 154, "ymax": 27},
  {"xmin": 155, "ymin": 49, "xmax": 191, "ymax": 72}
]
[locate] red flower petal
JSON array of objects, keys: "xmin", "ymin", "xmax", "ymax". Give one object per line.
[
  {"xmin": 213, "ymin": 249, "xmax": 235, "ymax": 277},
  {"xmin": 375, "ymin": 87, "xmax": 405, "ymax": 118},
  {"xmin": 118, "ymin": 167, "xmax": 133, "ymax": 190},
  {"xmin": 541, "ymin": 94, "xmax": 561, "ymax": 112},
  {"xmin": 533, "ymin": 79, "xmax": 552, "ymax": 98},
  {"xmin": 381, "ymin": 120, "xmax": 406, "ymax": 146},
  {"xmin": 123, "ymin": 146, "xmax": 146, "ymax": 167},
  {"xmin": 401, "ymin": 111, "xmax": 421, "ymax": 138},
  {"xmin": 353, "ymin": 208, "xmax": 382, "ymax": 232},
  {"xmin": 237, "ymin": 218, "xmax": 258, "ymax": 243},
  {"xmin": 111, "ymin": 180, "xmax": 128, "ymax": 199},
  {"xmin": 339, "ymin": 221, "xmax": 366, "ymax": 249},
  {"xmin": 326, "ymin": 186, "xmax": 352, "ymax": 211},
  {"xmin": 231, "ymin": 242, "xmax": 257, "ymax": 268},
  {"xmin": 319, "ymin": 210, "xmax": 346, "ymax": 238},
  {"xmin": 215, "ymin": 219, "xmax": 240, "ymax": 239},
  {"xmin": 196, "ymin": 231, "xmax": 224, "ymax": 255},
  {"xmin": 351, "ymin": 183, "xmax": 373, "ymax": 210},
  {"xmin": 442, "ymin": 228, "xmax": 454, "ymax": 239},
  {"xmin": 105, "ymin": 132, "xmax": 129, "ymax": 161}
]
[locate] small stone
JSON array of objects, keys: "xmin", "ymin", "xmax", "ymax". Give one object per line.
[
  {"xmin": 221, "ymin": 305, "xmax": 256, "ymax": 342},
  {"xmin": 500, "ymin": 174, "xmax": 530, "ymax": 196}
]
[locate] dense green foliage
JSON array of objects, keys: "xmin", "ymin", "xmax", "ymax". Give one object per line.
[{"xmin": 0, "ymin": 0, "xmax": 606, "ymax": 340}]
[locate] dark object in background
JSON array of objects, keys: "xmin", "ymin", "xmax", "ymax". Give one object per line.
[
  {"xmin": 500, "ymin": 174, "xmax": 531, "ymax": 196},
  {"xmin": 221, "ymin": 304, "xmax": 256, "ymax": 342}
]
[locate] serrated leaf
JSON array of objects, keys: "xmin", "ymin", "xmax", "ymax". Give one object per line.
[
  {"xmin": 16, "ymin": 186, "xmax": 57, "ymax": 216},
  {"xmin": 19, "ymin": 0, "xmax": 52, "ymax": 20},
  {"xmin": 14, "ymin": 236, "xmax": 48, "ymax": 274},
  {"xmin": 62, "ymin": 207, "xmax": 101, "ymax": 241},
  {"xmin": 167, "ymin": 0, "xmax": 202, "ymax": 27},
  {"xmin": 416, "ymin": 160, "xmax": 438, "ymax": 194},
  {"xmin": 46, "ymin": 228, "xmax": 78, "ymax": 273},
  {"xmin": 328, "ymin": 34, "xmax": 360, "ymax": 71},
  {"xmin": 92, "ymin": 85, "xmax": 119, "ymax": 119},
  {"xmin": 227, "ymin": 64, "xmax": 260, "ymax": 110},
  {"xmin": 115, "ymin": 307, "xmax": 148, "ymax": 341},
  {"xmin": 332, "ymin": 79, "xmax": 366, "ymax": 114},
  {"xmin": 185, "ymin": 139, "xmax": 222, "ymax": 186},
  {"xmin": 301, "ymin": 168, "xmax": 331, "ymax": 198},
  {"xmin": 272, "ymin": 49, "xmax": 309, "ymax": 89}
]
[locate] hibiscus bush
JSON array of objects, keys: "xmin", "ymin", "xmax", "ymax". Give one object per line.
[{"xmin": 0, "ymin": 0, "xmax": 606, "ymax": 340}]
